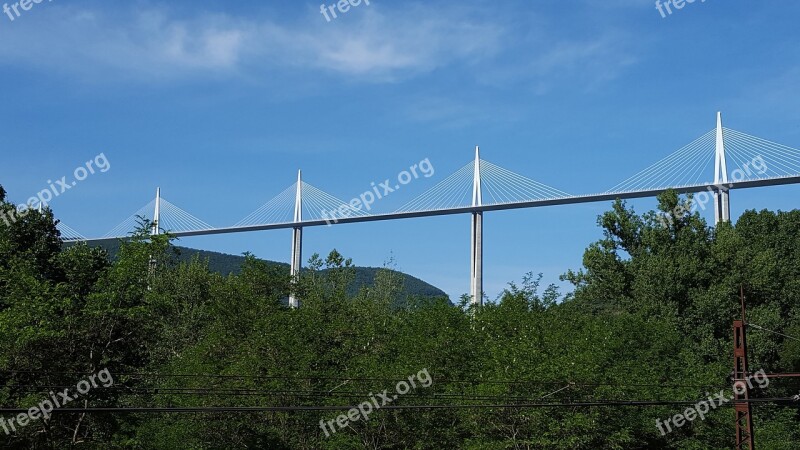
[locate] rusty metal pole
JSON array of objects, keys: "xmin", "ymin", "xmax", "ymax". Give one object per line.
[{"xmin": 733, "ymin": 287, "xmax": 755, "ymax": 450}]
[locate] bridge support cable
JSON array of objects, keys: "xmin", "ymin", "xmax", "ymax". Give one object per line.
[
  {"xmin": 234, "ymin": 173, "xmax": 370, "ymax": 308},
  {"xmin": 608, "ymin": 112, "xmax": 800, "ymax": 226},
  {"xmin": 235, "ymin": 180, "xmax": 368, "ymax": 228},
  {"xmin": 606, "ymin": 129, "xmax": 717, "ymax": 194},
  {"xmin": 234, "ymin": 185, "xmax": 296, "ymax": 226},
  {"xmin": 395, "ymin": 162, "xmax": 475, "ymax": 213},
  {"xmin": 103, "ymin": 191, "xmax": 213, "ymax": 239},
  {"xmin": 396, "ymin": 155, "xmax": 571, "ymax": 214},
  {"xmin": 722, "ymin": 129, "xmax": 800, "ymax": 180},
  {"xmin": 51, "ymin": 114, "xmax": 800, "ymax": 307},
  {"xmin": 478, "ymin": 160, "xmax": 571, "ymax": 204},
  {"xmin": 392, "ymin": 146, "xmax": 571, "ymax": 305},
  {"xmin": 57, "ymin": 222, "xmax": 86, "ymax": 242}
]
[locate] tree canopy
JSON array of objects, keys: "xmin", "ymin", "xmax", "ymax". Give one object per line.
[{"xmin": 0, "ymin": 186, "xmax": 798, "ymax": 449}]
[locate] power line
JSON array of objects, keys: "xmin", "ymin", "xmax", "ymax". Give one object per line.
[
  {"xmin": 749, "ymin": 323, "xmax": 800, "ymax": 343},
  {"xmin": 1, "ymin": 388, "xmax": 594, "ymax": 403},
  {"xmin": 0, "ymin": 371, "xmax": 720, "ymax": 389},
  {"xmin": 5, "ymin": 384, "xmax": 729, "ymax": 404},
  {"xmin": 0, "ymin": 398, "xmax": 797, "ymax": 415}
]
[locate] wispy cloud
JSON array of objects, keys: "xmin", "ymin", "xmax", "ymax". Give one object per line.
[
  {"xmin": 0, "ymin": 3, "xmax": 504, "ymax": 82},
  {"xmin": 0, "ymin": 1, "xmax": 639, "ymax": 99},
  {"xmin": 476, "ymin": 32, "xmax": 638, "ymax": 95},
  {"xmin": 260, "ymin": 6, "xmax": 503, "ymax": 80},
  {"xmin": 0, "ymin": 7, "xmax": 249, "ymax": 80}
]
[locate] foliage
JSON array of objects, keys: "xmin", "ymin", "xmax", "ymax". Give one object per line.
[
  {"xmin": 72, "ymin": 242, "xmax": 448, "ymax": 306},
  {"xmin": 0, "ymin": 186, "xmax": 798, "ymax": 449}
]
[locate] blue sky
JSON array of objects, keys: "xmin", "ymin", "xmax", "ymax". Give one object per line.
[{"xmin": 1, "ymin": 0, "xmax": 799, "ymax": 301}]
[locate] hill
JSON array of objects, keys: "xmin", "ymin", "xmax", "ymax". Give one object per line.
[{"xmin": 75, "ymin": 239, "xmax": 449, "ymax": 303}]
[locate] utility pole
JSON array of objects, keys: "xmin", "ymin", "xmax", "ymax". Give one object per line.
[
  {"xmin": 733, "ymin": 286, "xmax": 755, "ymax": 450},
  {"xmin": 732, "ymin": 287, "xmax": 800, "ymax": 449}
]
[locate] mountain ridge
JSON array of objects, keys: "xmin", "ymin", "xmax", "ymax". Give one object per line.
[{"xmin": 75, "ymin": 240, "xmax": 449, "ymax": 302}]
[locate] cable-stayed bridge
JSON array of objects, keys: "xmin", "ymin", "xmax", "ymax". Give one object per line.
[{"xmin": 56, "ymin": 113, "xmax": 800, "ymax": 306}]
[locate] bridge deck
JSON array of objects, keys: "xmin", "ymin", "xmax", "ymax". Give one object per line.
[{"xmin": 75, "ymin": 175, "xmax": 800, "ymax": 242}]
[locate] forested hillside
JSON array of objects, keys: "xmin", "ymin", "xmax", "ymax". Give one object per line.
[
  {"xmin": 72, "ymin": 240, "xmax": 449, "ymax": 305},
  {"xmin": 1, "ymin": 185, "xmax": 798, "ymax": 449}
]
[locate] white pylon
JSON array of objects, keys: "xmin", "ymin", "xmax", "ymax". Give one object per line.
[
  {"xmin": 714, "ymin": 112, "xmax": 730, "ymax": 224},
  {"xmin": 289, "ymin": 170, "xmax": 303, "ymax": 308},
  {"xmin": 470, "ymin": 146, "xmax": 483, "ymax": 306},
  {"xmin": 472, "ymin": 146, "xmax": 483, "ymax": 208},
  {"xmin": 152, "ymin": 187, "xmax": 161, "ymax": 236},
  {"xmin": 293, "ymin": 170, "xmax": 303, "ymax": 225},
  {"xmin": 148, "ymin": 188, "xmax": 161, "ymax": 282}
]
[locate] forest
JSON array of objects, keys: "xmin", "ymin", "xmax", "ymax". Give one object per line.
[{"xmin": 1, "ymin": 184, "xmax": 798, "ymax": 449}]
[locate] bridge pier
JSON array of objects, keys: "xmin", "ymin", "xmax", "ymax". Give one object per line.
[
  {"xmin": 714, "ymin": 112, "xmax": 731, "ymax": 225},
  {"xmin": 714, "ymin": 189, "xmax": 730, "ymax": 224},
  {"xmin": 289, "ymin": 171, "xmax": 303, "ymax": 308},
  {"xmin": 148, "ymin": 187, "xmax": 161, "ymax": 281},
  {"xmin": 470, "ymin": 146, "xmax": 484, "ymax": 306},
  {"xmin": 470, "ymin": 212, "xmax": 483, "ymax": 306},
  {"xmin": 290, "ymin": 226, "xmax": 302, "ymax": 307}
]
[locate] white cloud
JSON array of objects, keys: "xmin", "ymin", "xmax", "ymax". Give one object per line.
[
  {"xmin": 0, "ymin": 2, "xmax": 638, "ymax": 93},
  {"xmin": 0, "ymin": 7, "xmax": 250, "ymax": 80},
  {"xmin": 258, "ymin": 6, "xmax": 503, "ymax": 80},
  {"xmin": 0, "ymin": 4, "xmax": 503, "ymax": 82}
]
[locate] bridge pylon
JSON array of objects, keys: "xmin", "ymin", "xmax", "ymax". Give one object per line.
[
  {"xmin": 152, "ymin": 187, "xmax": 161, "ymax": 236},
  {"xmin": 148, "ymin": 187, "xmax": 161, "ymax": 279},
  {"xmin": 714, "ymin": 112, "xmax": 731, "ymax": 224},
  {"xmin": 470, "ymin": 146, "xmax": 483, "ymax": 306},
  {"xmin": 289, "ymin": 170, "xmax": 303, "ymax": 308}
]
